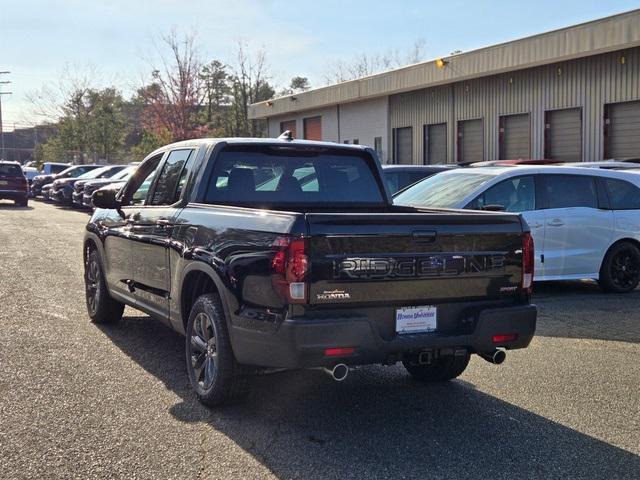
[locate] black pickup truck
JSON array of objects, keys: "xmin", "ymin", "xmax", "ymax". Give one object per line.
[{"xmin": 85, "ymin": 137, "xmax": 536, "ymax": 407}]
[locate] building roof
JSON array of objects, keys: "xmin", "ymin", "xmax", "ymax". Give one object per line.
[{"xmin": 249, "ymin": 9, "xmax": 640, "ymax": 120}]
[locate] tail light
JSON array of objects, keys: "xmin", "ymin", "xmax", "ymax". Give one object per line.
[
  {"xmin": 271, "ymin": 236, "xmax": 309, "ymax": 304},
  {"xmin": 522, "ymin": 232, "xmax": 534, "ymax": 293}
]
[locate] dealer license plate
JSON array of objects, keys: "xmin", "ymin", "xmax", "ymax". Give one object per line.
[{"xmin": 396, "ymin": 305, "xmax": 437, "ymax": 334}]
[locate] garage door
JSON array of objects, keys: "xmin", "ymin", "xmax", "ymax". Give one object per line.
[
  {"xmin": 280, "ymin": 120, "xmax": 297, "ymax": 139},
  {"xmin": 605, "ymin": 101, "xmax": 640, "ymax": 159},
  {"xmin": 499, "ymin": 113, "xmax": 530, "ymax": 160},
  {"xmin": 457, "ymin": 119, "xmax": 483, "ymax": 163},
  {"xmin": 393, "ymin": 127, "xmax": 413, "ymax": 164},
  {"xmin": 544, "ymin": 108, "xmax": 582, "ymax": 161},
  {"xmin": 303, "ymin": 116, "xmax": 322, "ymax": 141},
  {"xmin": 425, "ymin": 123, "xmax": 447, "ymax": 164}
]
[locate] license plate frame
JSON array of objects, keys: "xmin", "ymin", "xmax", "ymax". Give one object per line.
[{"xmin": 396, "ymin": 305, "xmax": 437, "ymax": 334}]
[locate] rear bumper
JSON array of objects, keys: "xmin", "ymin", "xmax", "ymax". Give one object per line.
[
  {"xmin": 230, "ymin": 304, "xmax": 537, "ymax": 368},
  {"xmin": 0, "ymin": 189, "xmax": 28, "ymax": 201}
]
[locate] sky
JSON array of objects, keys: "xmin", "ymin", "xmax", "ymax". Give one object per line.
[{"xmin": 1, "ymin": 0, "xmax": 639, "ymax": 130}]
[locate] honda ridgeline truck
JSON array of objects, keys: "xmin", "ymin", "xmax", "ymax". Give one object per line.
[{"xmin": 84, "ymin": 135, "xmax": 537, "ymax": 407}]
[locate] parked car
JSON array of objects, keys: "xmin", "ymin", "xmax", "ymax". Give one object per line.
[
  {"xmin": 74, "ymin": 166, "xmax": 137, "ymax": 208},
  {"xmin": 22, "ymin": 164, "xmax": 39, "ymax": 189},
  {"xmin": 85, "ymin": 137, "xmax": 536, "ymax": 407},
  {"xmin": 25, "ymin": 162, "xmax": 70, "ymax": 196},
  {"xmin": 49, "ymin": 165, "xmax": 127, "ymax": 206},
  {"xmin": 381, "ymin": 164, "xmax": 456, "ymax": 194},
  {"xmin": 32, "ymin": 165, "xmax": 102, "ymax": 198},
  {"xmin": 41, "ymin": 162, "xmax": 71, "ymax": 175},
  {"xmin": 395, "ymin": 165, "xmax": 640, "ymax": 293},
  {"xmin": 0, "ymin": 161, "xmax": 29, "ymax": 207}
]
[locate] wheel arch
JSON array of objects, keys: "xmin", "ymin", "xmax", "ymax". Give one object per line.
[{"xmin": 178, "ymin": 262, "xmax": 232, "ymax": 335}]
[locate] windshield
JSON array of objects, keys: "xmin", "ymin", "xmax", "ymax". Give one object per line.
[
  {"xmin": 204, "ymin": 146, "xmax": 384, "ymax": 207},
  {"xmin": 394, "ymin": 171, "xmax": 496, "ymax": 208}
]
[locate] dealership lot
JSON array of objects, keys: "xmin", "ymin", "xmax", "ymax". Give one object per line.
[{"xmin": 0, "ymin": 200, "xmax": 638, "ymax": 479}]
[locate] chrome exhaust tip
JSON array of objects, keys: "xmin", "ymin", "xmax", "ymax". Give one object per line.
[
  {"xmin": 479, "ymin": 349, "xmax": 506, "ymax": 365},
  {"xmin": 324, "ymin": 363, "xmax": 349, "ymax": 381}
]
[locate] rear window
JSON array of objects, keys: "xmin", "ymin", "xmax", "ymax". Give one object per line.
[
  {"xmin": 603, "ymin": 178, "xmax": 640, "ymax": 210},
  {"xmin": 204, "ymin": 146, "xmax": 384, "ymax": 207},
  {"xmin": 0, "ymin": 164, "xmax": 23, "ymax": 177},
  {"xmin": 394, "ymin": 171, "xmax": 496, "ymax": 208}
]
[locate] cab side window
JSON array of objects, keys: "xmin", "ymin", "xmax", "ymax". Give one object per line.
[
  {"xmin": 122, "ymin": 154, "xmax": 164, "ymax": 206},
  {"xmin": 149, "ymin": 149, "xmax": 193, "ymax": 206},
  {"xmin": 544, "ymin": 175, "xmax": 597, "ymax": 209},
  {"xmin": 470, "ymin": 176, "xmax": 536, "ymax": 212}
]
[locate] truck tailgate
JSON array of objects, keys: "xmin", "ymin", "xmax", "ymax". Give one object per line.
[{"xmin": 306, "ymin": 210, "xmax": 525, "ymax": 306}]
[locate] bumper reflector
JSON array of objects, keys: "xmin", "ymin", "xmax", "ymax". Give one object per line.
[
  {"xmin": 492, "ymin": 334, "xmax": 518, "ymax": 343},
  {"xmin": 324, "ymin": 347, "xmax": 355, "ymax": 357}
]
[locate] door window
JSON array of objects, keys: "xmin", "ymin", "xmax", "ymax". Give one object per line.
[
  {"xmin": 470, "ymin": 176, "xmax": 535, "ymax": 212},
  {"xmin": 544, "ymin": 175, "xmax": 597, "ymax": 209},
  {"xmin": 123, "ymin": 154, "xmax": 164, "ymax": 206},
  {"xmin": 149, "ymin": 149, "xmax": 193, "ymax": 206}
]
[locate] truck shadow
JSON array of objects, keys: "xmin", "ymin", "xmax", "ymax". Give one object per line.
[
  {"xmin": 99, "ymin": 316, "xmax": 639, "ymax": 479},
  {"xmin": 533, "ymin": 281, "xmax": 640, "ymax": 343}
]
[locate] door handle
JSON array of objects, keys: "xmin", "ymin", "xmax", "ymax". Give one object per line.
[
  {"xmin": 156, "ymin": 218, "xmax": 172, "ymax": 228},
  {"xmin": 529, "ymin": 222, "xmax": 543, "ymax": 228},
  {"xmin": 547, "ymin": 219, "xmax": 564, "ymax": 227}
]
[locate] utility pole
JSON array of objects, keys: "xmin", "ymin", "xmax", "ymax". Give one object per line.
[{"xmin": 0, "ymin": 71, "xmax": 12, "ymax": 160}]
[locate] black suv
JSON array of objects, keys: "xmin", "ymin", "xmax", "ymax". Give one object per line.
[{"xmin": 0, "ymin": 161, "xmax": 29, "ymax": 206}]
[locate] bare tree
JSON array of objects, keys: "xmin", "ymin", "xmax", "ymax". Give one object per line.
[
  {"xmin": 139, "ymin": 30, "xmax": 205, "ymax": 141},
  {"xmin": 25, "ymin": 63, "xmax": 101, "ymax": 123},
  {"xmin": 226, "ymin": 42, "xmax": 274, "ymax": 137},
  {"xmin": 324, "ymin": 39, "xmax": 427, "ymax": 84}
]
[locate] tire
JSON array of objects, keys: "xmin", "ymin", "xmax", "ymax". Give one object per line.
[
  {"xmin": 403, "ymin": 353, "xmax": 470, "ymax": 382},
  {"xmin": 599, "ymin": 241, "xmax": 640, "ymax": 293},
  {"xmin": 185, "ymin": 293, "xmax": 252, "ymax": 407},
  {"xmin": 15, "ymin": 197, "xmax": 28, "ymax": 207},
  {"xmin": 85, "ymin": 249, "xmax": 124, "ymax": 324}
]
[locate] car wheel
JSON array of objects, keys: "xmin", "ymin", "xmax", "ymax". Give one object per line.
[
  {"xmin": 15, "ymin": 198, "xmax": 28, "ymax": 207},
  {"xmin": 85, "ymin": 249, "xmax": 124, "ymax": 323},
  {"xmin": 599, "ymin": 242, "xmax": 640, "ymax": 293},
  {"xmin": 185, "ymin": 293, "xmax": 252, "ymax": 407},
  {"xmin": 403, "ymin": 353, "xmax": 470, "ymax": 382}
]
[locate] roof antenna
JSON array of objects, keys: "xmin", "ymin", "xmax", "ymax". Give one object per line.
[{"xmin": 278, "ymin": 130, "xmax": 294, "ymax": 141}]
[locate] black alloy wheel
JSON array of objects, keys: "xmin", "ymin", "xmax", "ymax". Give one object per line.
[
  {"xmin": 189, "ymin": 311, "xmax": 219, "ymax": 392},
  {"xmin": 84, "ymin": 249, "xmax": 124, "ymax": 323},
  {"xmin": 600, "ymin": 242, "xmax": 640, "ymax": 293}
]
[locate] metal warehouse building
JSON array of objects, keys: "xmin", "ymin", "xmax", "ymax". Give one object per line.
[{"xmin": 249, "ymin": 9, "xmax": 640, "ymax": 164}]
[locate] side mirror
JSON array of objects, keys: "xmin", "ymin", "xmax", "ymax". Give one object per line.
[{"xmin": 92, "ymin": 188, "xmax": 121, "ymax": 210}]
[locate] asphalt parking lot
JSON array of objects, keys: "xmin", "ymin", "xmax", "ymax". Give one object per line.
[{"xmin": 0, "ymin": 200, "xmax": 639, "ymax": 479}]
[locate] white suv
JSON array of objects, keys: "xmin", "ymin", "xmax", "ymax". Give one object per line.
[{"xmin": 395, "ymin": 166, "xmax": 640, "ymax": 293}]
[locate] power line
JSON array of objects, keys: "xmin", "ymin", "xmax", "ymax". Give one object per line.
[{"xmin": 0, "ymin": 71, "xmax": 12, "ymax": 160}]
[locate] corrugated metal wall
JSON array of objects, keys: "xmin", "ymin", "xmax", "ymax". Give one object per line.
[{"xmin": 389, "ymin": 47, "xmax": 640, "ymax": 163}]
